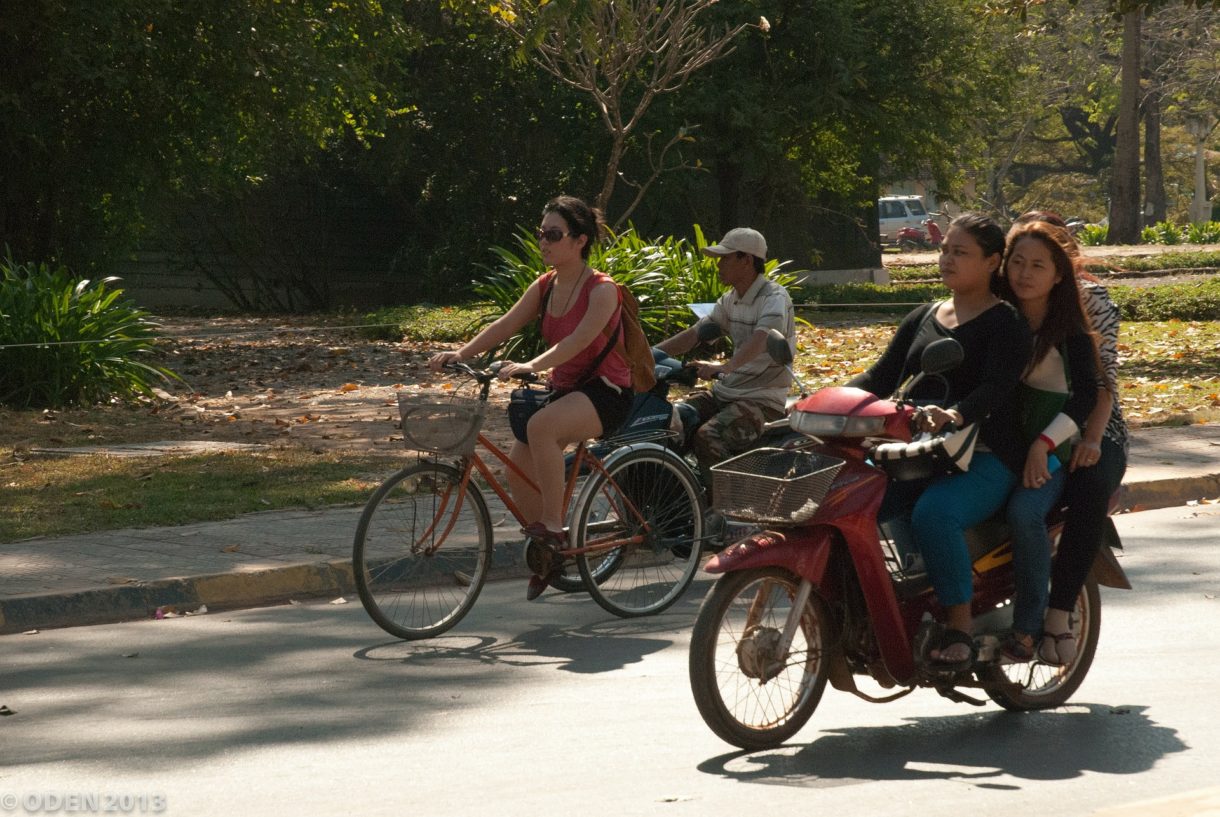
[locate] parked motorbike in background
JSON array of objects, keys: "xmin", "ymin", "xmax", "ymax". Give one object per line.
[
  {"xmin": 896, "ymin": 215, "xmax": 945, "ymax": 251},
  {"xmin": 687, "ymin": 331, "xmax": 1131, "ymax": 750}
]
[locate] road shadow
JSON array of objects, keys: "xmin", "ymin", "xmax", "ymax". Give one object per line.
[
  {"xmin": 353, "ymin": 612, "xmax": 686, "ymax": 674},
  {"xmin": 697, "ymin": 704, "xmax": 1185, "ymax": 789}
]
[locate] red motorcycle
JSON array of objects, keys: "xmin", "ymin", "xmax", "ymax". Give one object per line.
[
  {"xmin": 896, "ymin": 216, "xmax": 945, "ymax": 251},
  {"xmin": 687, "ymin": 333, "xmax": 1131, "ymax": 750}
]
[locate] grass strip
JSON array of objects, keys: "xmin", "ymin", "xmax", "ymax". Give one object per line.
[{"xmin": 0, "ymin": 449, "xmax": 405, "ymax": 543}]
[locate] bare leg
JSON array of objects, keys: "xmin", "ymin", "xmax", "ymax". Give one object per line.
[
  {"xmin": 506, "ymin": 440, "xmax": 542, "ymax": 525},
  {"xmin": 525, "ymin": 391, "xmax": 602, "ymax": 532}
]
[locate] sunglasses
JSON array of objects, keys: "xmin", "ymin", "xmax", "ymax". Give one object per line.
[{"xmin": 535, "ymin": 227, "xmax": 573, "ymax": 243}]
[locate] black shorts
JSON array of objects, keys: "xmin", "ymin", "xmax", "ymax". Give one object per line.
[{"xmin": 558, "ymin": 379, "xmax": 634, "ymax": 439}]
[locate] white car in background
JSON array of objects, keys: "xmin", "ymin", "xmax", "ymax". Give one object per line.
[{"xmin": 877, "ymin": 195, "xmax": 929, "ymax": 244}]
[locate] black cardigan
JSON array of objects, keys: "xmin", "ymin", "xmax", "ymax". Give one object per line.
[{"xmin": 849, "ymin": 301, "xmax": 1033, "ymax": 435}]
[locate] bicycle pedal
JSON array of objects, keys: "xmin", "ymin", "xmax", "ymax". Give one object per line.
[{"xmin": 524, "ymin": 539, "xmax": 555, "ymax": 575}]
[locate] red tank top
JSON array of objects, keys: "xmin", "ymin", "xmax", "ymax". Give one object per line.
[{"xmin": 540, "ymin": 270, "xmax": 632, "ymax": 391}]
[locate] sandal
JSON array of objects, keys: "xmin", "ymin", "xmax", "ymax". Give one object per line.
[
  {"xmin": 1001, "ymin": 631, "xmax": 1036, "ymax": 663},
  {"xmin": 929, "ymin": 628, "xmax": 978, "ymax": 673},
  {"xmin": 522, "ymin": 523, "xmax": 568, "ymax": 601},
  {"xmin": 1039, "ymin": 631, "xmax": 1077, "ymax": 666}
]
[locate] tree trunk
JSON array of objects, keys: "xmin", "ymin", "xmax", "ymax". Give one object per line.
[
  {"xmin": 1108, "ymin": 9, "xmax": 1142, "ymax": 245},
  {"xmin": 715, "ymin": 159, "xmax": 741, "ymax": 233},
  {"xmin": 1143, "ymin": 88, "xmax": 1166, "ymax": 226},
  {"xmin": 597, "ymin": 134, "xmax": 627, "ymax": 220}
]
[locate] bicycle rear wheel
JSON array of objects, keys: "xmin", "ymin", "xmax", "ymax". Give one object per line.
[
  {"xmin": 571, "ymin": 447, "xmax": 705, "ymax": 617},
  {"xmin": 353, "ymin": 461, "xmax": 492, "ymax": 639}
]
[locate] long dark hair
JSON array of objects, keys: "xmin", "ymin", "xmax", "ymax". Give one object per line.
[
  {"xmin": 996, "ymin": 221, "xmax": 1096, "ymax": 370},
  {"xmin": 542, "ymin": 195, "xmax": 606, "ymax": 260}
]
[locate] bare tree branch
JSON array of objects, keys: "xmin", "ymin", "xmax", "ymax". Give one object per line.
[{"xmin": 497, "ymin": 0, "xmax": 749, "ymax": 219}]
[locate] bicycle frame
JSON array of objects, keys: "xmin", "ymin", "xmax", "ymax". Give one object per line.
[{"xmin": 436, "ymin": 430, "xmax": 657, "ymax": 561}]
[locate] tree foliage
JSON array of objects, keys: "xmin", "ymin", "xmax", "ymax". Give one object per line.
[{"xmin": 0, "ymin": 0, "xmax": 412, "ymax": 273}]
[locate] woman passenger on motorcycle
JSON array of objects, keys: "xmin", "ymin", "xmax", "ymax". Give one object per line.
[
  {"xmin": 849, "ymin": 214, "xmax": 1032, "ymax": 670},
  {"xmin": 1011, "ymin": 211, "xmax": 1129, "ymax": 665},
  {"xmin": 992, "ymin": 220, "xmax": 1100, "ymax": 662},
  {"xmin": 427, "ymin": 196, "xmax": 634, "ymax": 600}
]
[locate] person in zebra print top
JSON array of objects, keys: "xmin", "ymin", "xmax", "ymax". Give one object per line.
[{"xmin": 1012, "ymin": 211, "xmax": 1129, "ymax": 665}]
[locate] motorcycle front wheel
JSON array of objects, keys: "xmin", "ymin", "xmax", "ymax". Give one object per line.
[
  {"xmin": 980, "ymin": 576, "xmax": 1101, "ymax": 710},
  {"xmin": 688, "ymin": 567, "xmax": 833, "ymax": 751}
]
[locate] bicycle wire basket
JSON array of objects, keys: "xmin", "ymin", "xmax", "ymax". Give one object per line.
[
  {"xmin": 397, "ymin": 392, "xmax": 486, "ymax": 456},
  {"xmin": 710, "ymin": 447, "xmax": 846, "ymax": 526}
]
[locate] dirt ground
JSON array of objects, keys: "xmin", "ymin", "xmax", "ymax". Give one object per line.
[
  {"xmin": 4, "ymin": 243, "xmax": 1217, "ymax": 457},
  {"xmin": 1, "ymin": 316, "xmax": 511, "ymax": 456}
]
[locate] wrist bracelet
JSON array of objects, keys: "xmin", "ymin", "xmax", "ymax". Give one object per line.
[{"xmin": 1038, "ymin": 433, "xmax": 1055, "ymax": 450}]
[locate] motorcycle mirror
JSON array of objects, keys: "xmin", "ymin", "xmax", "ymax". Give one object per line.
[
  {"xmin": 695, "ymin": 321, "xmax": 724, "ymax": 343},
  {"xmin": 920, "ymin": 338, "xmax": 964, "ymax": 375},
  {"xmin": 765, "ymin": 328, "xmax": 794, "ymax": 366}
]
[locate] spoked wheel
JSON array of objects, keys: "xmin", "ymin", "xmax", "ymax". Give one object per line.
[
  {"xmin": 571, "ymin": 448, "xmax": 704, "ymax": 617},
  {"xmin": 689, "ymin": 567, "xmax": 833, "ymax": 750},
  {"xmin": 548, "ymin": 472, "xmax": 617, "ymax": 594},
  {"xmin": 353, "ymin": 461, "xmax": 492, "ymax": 640},
  {"xmin": 981, "ymin": 576, "xmax": 1101, "ymax": 710}
]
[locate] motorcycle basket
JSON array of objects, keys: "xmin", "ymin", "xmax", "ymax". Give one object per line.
[{"xmin": 710, "ymin": 448, "xmax": 845, "ymax": 526}]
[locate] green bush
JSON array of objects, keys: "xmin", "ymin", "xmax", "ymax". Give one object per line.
[
  {"xmin": 1077, "ymin": 224, "xmax": 1109, "ymax": 246},
  {"xmin": 886, "ymin": 264, "xmax": 940, "ymax": 282},
  {"xmin": 359, "ymin": 303, "xmax": 495, "ymax": 343},
  {"xmin": 0, "ymin": 254, "xmax": 178, "ymax": 408},
  {"xmin": 1143, "ymin": 221, "xmax": 1183, "ymax": 245},
  {"xmin": 468, "ymin": 226, "xmax": 807, "ymax": 359},
  {"xmin": 797, "ymin": 282, "xmax": 948, "ymax": 313},
  {"xmin": 1108, "ymin": 279, "xmax": 1220, "ymax": 321},
  {"xmin": 1186, "ymin": 221, "xmax": 1220, "ymax": 244},
  {"xmin": 1110, "ymin": 251, "xmax": 1220, "ymax": 272}
]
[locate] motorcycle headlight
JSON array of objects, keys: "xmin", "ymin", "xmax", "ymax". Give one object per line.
[{"xmin": 790, "ymin": 412, "xmax": 886, "ymax": 438}]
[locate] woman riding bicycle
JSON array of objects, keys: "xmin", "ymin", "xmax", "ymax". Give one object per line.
[{"xmin": 428, "ymin": 195, "xmax": 634, "ymax": 600}]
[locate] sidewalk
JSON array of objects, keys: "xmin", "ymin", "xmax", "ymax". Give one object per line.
[{"xmin": 3, "ymin": 425, "xmax": 1219, "ymax": 634}]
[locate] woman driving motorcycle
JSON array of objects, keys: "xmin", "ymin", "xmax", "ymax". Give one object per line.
[{"xmin": 848, "ymin": 213, "xmax": 1032, "ymax": 670}]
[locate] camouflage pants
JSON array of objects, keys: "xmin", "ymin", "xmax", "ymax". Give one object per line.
[{"xmin": 680, "ymin": 390, "xmax": 783, "ymax": 489}]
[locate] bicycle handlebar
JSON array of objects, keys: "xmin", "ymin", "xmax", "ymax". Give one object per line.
[{"xmin": 442, "ymin": 360, "xmax": 540, "ymax": 385}]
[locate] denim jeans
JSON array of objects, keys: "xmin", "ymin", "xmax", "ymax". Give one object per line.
[
  {"xmin": 910, "ymin": 452, "xmax": 1017, "ymax": 609},
  {"xmin": 1005, "ymin": 466, "xmax": 1067, "ymax": 635}
]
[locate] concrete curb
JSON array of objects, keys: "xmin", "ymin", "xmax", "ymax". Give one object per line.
[
  {"xmin": 1119, "ymin": 472, "xmax": 1220, "ymax": 513},
  {"xmin": 2, "ymin": 473, "xmax": 1216, "ymax": 635},
  {"xmin": 0, "ymin": 560, "xmax": 355, "ymax": 634},
  {"xmin": 0, "ymin": 543, "xmax": 533, "ymax": 635}
]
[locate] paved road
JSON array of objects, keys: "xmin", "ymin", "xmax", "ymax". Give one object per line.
[{"xmin": 1, "ymin": 505, "xmax": 1218, "ymax": 817}]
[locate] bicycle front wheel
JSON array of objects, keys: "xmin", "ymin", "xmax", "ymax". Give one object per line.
[
  {"xmin": 571, "ymin": 447, "xmax": 705, "ymax": 617},
  {"xmin": 353, "ymin": 461, "xmax": 492, "ymax": 639}
]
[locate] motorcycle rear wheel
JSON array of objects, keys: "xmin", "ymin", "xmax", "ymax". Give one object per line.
[
  {"xmin": 980, "ymin": 576, "xmax": 1101, "ymax": 710},
  {"xmin": 689, "ymin": 567, "xmax": 832, "ymax": 750}
]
